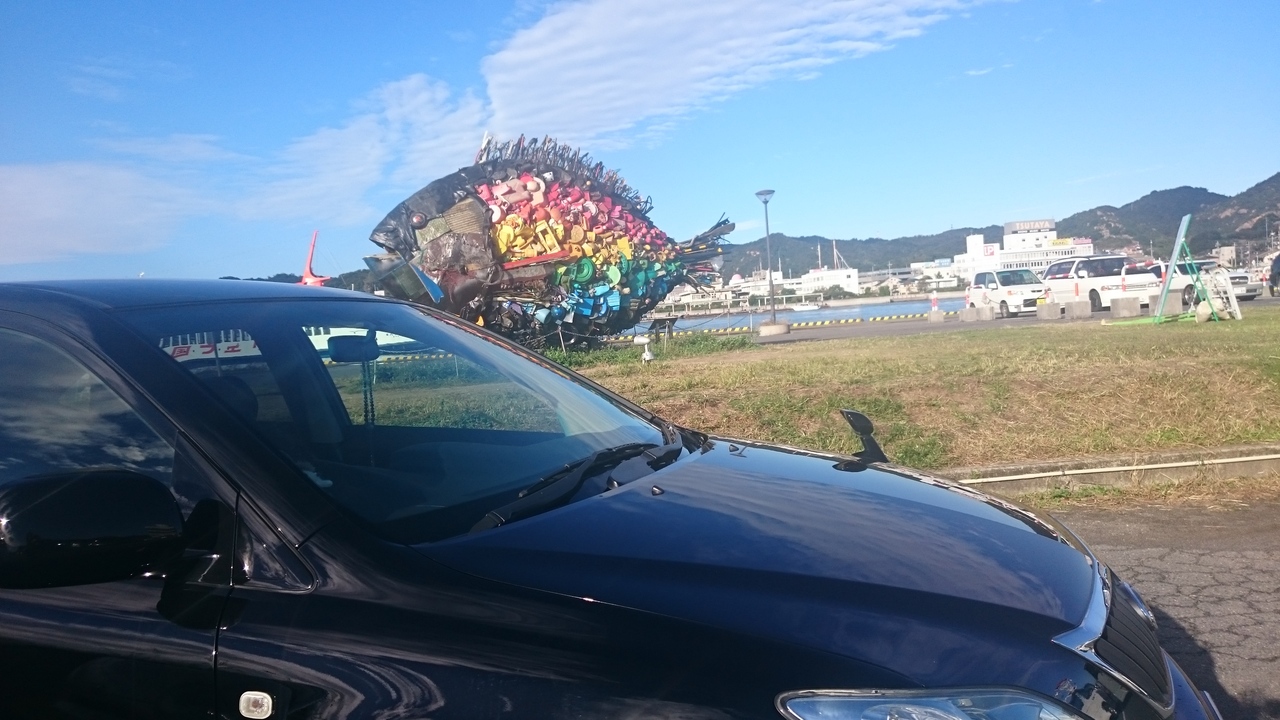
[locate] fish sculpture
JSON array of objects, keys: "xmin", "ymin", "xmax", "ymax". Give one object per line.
[{"xmin": 365, "ymin": 136, "xmax": 732, "ymax": 348}]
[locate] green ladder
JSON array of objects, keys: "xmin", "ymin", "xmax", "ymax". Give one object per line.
[{"xmin": 1151, "ymin": 214, "xmax": 1218, "ymax": 323}]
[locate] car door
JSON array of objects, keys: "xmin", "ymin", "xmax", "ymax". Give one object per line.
[
  {"xmin": 1041, "ymin": 260, "xmax": 1074, "ymax": 301},
  {"xmin": 971, "ymin": 272, "xmax": 993, "ymax": 306},
  {"xmin": 0, "ymin": 316, "xmax": 235, "ymax": 719}
]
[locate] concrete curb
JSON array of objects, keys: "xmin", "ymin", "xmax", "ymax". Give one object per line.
[
  {"xmin": 790, "ymin": 311, "xmax": 960, "ymax": 328},
  {"xmin": 937, "ymin": 442, "xmax": 1280, "ymax": 495}
]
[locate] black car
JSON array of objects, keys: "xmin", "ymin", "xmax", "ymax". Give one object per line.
[{"xmin": 0, "ymin": 280, "xmax": 1219, "ymax": 720}]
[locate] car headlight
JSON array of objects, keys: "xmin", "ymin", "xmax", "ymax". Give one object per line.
[{"xmin": 778, "ymin": 689, "xmax": 1087, "ymax": 720}]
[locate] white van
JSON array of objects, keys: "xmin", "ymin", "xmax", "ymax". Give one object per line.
[
  {"xmin": 966, "ymin": 269, "xmax": 1046, "ymax": 317},
  {"xmin": 1041, "ymin": 255, "xmax": 1160, "ymax": 311}
]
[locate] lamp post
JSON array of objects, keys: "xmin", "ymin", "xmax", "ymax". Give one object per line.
[{"xmin": 755, "ymin": 189, "xmax": 777, "ymax": 324}]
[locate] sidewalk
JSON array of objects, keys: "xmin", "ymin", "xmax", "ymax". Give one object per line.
[{"xmin": 938, "ymin": 442, "xmax": 1280, "ymax": 494}]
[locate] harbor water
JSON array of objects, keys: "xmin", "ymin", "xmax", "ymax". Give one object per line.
[{"xmin": 634, "ymin": 297, "xmax": 969, "ymax": 334}]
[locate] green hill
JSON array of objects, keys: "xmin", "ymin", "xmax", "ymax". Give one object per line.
[
  {"xmin": 1057, "ymin": 186, "xmax": 1228, "ymax": 253},
  {"xmin": 719, "ymin": 227, "xmax": 1002, "ymax": 279}
]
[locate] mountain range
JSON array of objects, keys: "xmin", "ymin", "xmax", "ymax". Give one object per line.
[{"xmin": 720, "ymin": 171, "xmax": 1280, "ymax": 279}]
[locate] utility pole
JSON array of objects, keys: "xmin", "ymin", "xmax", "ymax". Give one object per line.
[{"xmin": 755, "ymin": 190, "xmax": 778, "ymax": 325}]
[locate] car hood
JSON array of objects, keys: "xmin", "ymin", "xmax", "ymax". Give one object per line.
[{"xmin": 420, "ymin": 440, "xmax": 1095, "ymax": 684}]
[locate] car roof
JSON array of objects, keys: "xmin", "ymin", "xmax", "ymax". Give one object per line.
[{"xmin": 0, "ymin": 279, "xmax": 379, "ymax": 310}]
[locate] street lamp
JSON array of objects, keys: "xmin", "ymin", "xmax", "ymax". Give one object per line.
[{"xmin": 755, "ymin": 189, "xmax": 777, "ymax": 324}]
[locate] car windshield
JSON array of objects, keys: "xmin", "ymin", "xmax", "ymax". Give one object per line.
[
  {"xmin": 116, "ymin": 299, "xmax": 665, "ymax": 542},
  {"xmin": 995, "ymin": 270, "xmax": 1039, "ymax": 286}
]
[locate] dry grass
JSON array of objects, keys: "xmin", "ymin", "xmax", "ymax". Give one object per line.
[{"xmin": 580, "ymin": 305, "xmax": 1280, "ymax": 469}]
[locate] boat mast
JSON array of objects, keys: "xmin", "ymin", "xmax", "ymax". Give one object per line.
[{"xmin": 832, "ymin": 240, "xmax": 849, "ymax": 270}]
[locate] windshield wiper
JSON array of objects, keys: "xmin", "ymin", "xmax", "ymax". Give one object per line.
[{"xmin": 470, "ymin": 439, "xmax": 682, "ymax": 533}]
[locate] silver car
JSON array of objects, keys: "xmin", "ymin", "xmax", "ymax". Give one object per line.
[{"xmin": 1228, "ymin": 270, "xmax": 1262, "ymax": 301}]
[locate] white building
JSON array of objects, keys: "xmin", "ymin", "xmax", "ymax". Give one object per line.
[
  {"xmin": 952, "ymin": 220, "xmax": 1095, "ymax": 283},
  {"xmin": 909, "ymin": 259, "xmax": 957, "ymax": 277},
  {"xmin": 952, "ymin": 234, "xmax": 1002, "ymax": 283},
  {"xmin": 729, "ymin": 270, "xmax": 802, "ymax": 297},
  {"xmin": 799, "ymin": 266, "xmax": 860, "ymax": 295}
]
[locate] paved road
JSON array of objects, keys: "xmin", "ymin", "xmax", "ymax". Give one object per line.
[
  {"xmin": 757, "ymin": 293, "xmax": 1280, "ymax": 344},
  {"xmin": 1055, "ymin": 503, "xmax": 1280, "ymax": 719}
]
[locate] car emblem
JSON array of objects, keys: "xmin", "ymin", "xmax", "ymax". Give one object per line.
[{"xmin": 1116, "ymin": 579, "xmax": 1158, "ymax": 631}]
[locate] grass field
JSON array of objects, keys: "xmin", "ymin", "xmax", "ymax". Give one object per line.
[{"xmin": 572, "ymin": 304, "xmax": 1280, "ymax": 471}]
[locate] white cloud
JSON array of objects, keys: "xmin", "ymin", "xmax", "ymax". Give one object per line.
[
  {"xmin": 0, "ymin": 163, "xmax": 204, "ymax": 265},
  {"xmin": 64, "ymin": 56, "xmax": 185, "ymax": 102},
  {"xmin": 248, "ymin": 0, "xmax": 981, "ymax": 227},
  {"xmin": 10, "ymin": 1, "xmax": 987, "ymax": 264},
  {"xmin": 483, "ymin": 0, "xmax": 979, "ymax": 147},
  {"xmin": 94, "ymin": 133, "xmax": 251, "ymax": 163},
  {"xmin": 239, "ymin": 74, "xmax": 487, "ymax": 225},
  {"xmin": 964, "ymin": 63, "xmax": 1012, "ymax": 76}
]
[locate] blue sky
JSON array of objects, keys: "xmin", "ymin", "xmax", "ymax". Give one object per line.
[{"xmin": 2, "ymin": 0, "xmax": 1277, "ymax": 281}]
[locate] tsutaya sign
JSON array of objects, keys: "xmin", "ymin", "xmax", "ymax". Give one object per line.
[{"xmin": 1004, "ymin": 219, "xmax": 1055, "ymax": 234}]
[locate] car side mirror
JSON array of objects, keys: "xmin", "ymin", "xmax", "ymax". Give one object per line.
[
  {"xmin": 0, "ymin": 469, "xmax": 184, "ymax": 588},
  {"xmin": 987, "ymin": 283, "xmax": 998, "ymax": 290},
  {"xmin": 839, "ymin": 409, "xmax": 888, "ymax": 464},
  {"xmin": 1076, "ymin": 271, "xmax": 1089, "ymax": 279}
]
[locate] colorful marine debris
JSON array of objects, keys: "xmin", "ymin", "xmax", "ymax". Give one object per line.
[{"xmin": 365, "ymin": 136, "xmax": 732, "ymax": 347}]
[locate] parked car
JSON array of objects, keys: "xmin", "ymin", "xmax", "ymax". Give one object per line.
[
  {"xmin": 966, "ymin": 269, "xmax": 1046, "ymax": 317},
  {"xmin": 0, "ymin": 280, "xmax": 1220, "ymax": 720},
  {"xmin": 1229, "ymin": 269, "xmax": 1263, "ymax": 301},
  {"xmin": 1270, "ymin": 255, "xmax": 1280, "ymax": 297},
  {"xmin": 1041, "ymin": 255, "xmax": 1161, "ymax": 311},
  {"xmin": 1143, "ymin": 260, "xmax": 1210, "ymax": 307}
]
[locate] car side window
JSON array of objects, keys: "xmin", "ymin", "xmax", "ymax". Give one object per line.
[
  {"xmin": 0, "ymin": 328, "xmax": 174, "ymax": 492},
  {"xmin": 1044, "ymin": 262, "xmax": 1071, "ymax": 279},
  {"xmin": 1099, "ymin": 258, "xmax": 1125, "ymax": 276}
]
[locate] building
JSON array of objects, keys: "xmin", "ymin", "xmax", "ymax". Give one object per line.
[
  {"xmin": 952, "ymin": 220, "xmax": 1095, "ymax": 283},
  {"xmin": 909, "ymin": 258, "xmax": 958, "ymax": 279},
  {"xmin": 857, "ymin": 267, "xmax": 914, "ymax": 295},
  {"xmin": 728, "ymin": 270, "xmax": 802, "ymax": 298},
  {"xmin": 798, "ymin": 266, "xmax": 859, "ymax": 296}
]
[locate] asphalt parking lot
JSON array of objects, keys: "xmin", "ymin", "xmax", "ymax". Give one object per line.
[{"xmin": 1056, "ymin": 503, "xmax": 1280, "ymax": 719}]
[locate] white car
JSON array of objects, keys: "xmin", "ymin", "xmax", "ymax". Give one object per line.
[
  {"xmin": 1041, "ymin": 255, "xmax": 1160, "ymax": 311},
  {"xmin": 966, "ymin": 269, "xmax": 1045, "ymax": 317},
  {"xmin": 1146, "ymin": 260, "xmax": 1211, "ymax": 307}
]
